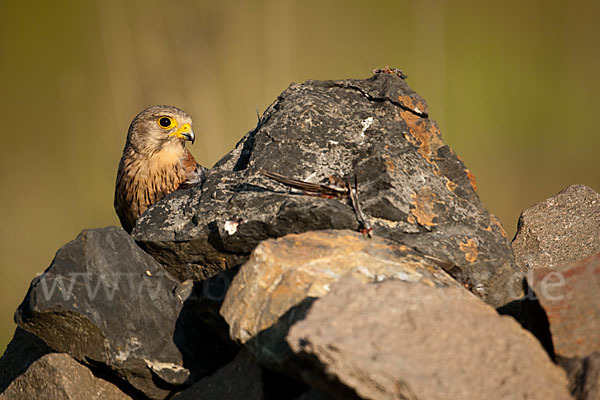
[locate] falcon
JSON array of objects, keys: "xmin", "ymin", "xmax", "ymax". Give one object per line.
[{"xmin": 114, "ymin": 105, "xmax": 206, "ymax": 233}]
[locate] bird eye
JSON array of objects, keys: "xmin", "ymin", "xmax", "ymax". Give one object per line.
[{"xmin": 158, "ymin": 116, "xmax": 175, "ymax": 129}]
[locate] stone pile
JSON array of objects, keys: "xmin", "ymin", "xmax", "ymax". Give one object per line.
[{"xmin": 2, "ymin": 71, "xmax": 597, "ymax": 399}]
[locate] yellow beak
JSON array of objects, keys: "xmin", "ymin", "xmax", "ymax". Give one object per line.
[{"xmin": 169, "ymin": 123, "xmax": 195, "ymax": 144}]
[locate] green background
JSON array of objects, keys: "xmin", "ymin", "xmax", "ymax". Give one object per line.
[{"xmin": 1, "ymin": 0, "xmax": 599, "ymax": 351}]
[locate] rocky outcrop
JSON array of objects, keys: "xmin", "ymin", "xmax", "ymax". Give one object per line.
[
  {"xmin": 133, "ymin": 72, "xmax": 522, "ymax": 308},
  {"xmin": 2, "ymin": 71, "xmax": 580, "ymax": 399},
  {"xmin": 287, "ymin": 277, "xmax": 571, "ymax": 400}
]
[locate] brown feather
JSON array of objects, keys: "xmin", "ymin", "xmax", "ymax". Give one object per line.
[{"xmin": 114, "ymin": 105, "xmax": 205, "ymax": 233}]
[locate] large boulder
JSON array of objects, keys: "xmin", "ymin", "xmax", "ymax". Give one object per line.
[
  {"xmin": 14, "ymin": 227, "xmax": 234, "ymax": 400},
  {"xmin": 287, "ymin": 277, "xmax": 572, "ymax": 400},
  {"xmin": 512, "ymin": 184, "xmax": 600, "ymax": 271},
  {"xmin": 220, "ymin": 229, "xmax": 462, "ymax": 370},
  {"xmin": 133, "ymin": 72, "xmax": 521, "ymax": 307}
]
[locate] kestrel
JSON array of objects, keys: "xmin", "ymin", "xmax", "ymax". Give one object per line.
[{"xmin": 115, "ymin": 105, "xmax": 206, "ymax": 233}]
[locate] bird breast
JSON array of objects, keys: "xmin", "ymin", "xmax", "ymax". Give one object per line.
[{"xmin": 116, "ymin": 145, "xmax": 189, "ymax": 231}]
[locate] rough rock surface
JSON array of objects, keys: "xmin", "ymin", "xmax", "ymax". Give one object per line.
[
  {"xmin": 0, "ymin": 328, "xmax": 53, "ymax": 392},
  {"xmin": 287, "ymin": 277, "xmax": 572, "ymax": 400},
  {"xmin": 171, "ymin": 350, "xmax": 262, "ymax": 400},
  {"xmin": 527, "ymin": 253, "xmax": 600, "ymax": 399},
  {"xmin": 133, "ymin": 72, "xmax": 521, "ymax": 307},
  {"xmin": 559, "ymin": 352, "xmax": 600, "ymax": 400},
  {"xmin": 294, "ymin": 390, "xmax": 334, "ymax": 400},
  {"xmin": 512, "ymin": 184, "xmax": 600, "ymax": 271},
  {"xmin": 0, "ymin": 353, "xmax": 131, "ymax": 400},
  {"xmin": 220, "ymin": 229, "xmax": 461, "ymax": 369},
  {"xmin": 14, "ymin": 227, "xmax": 232, "ymax": 400},
  {"xmin": 528, "ymin": 253, "xmax": 600, "ymax": 359}
]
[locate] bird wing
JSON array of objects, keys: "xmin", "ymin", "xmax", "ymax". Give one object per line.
[{"xmin": 179, "ymin": 148, "xmax": 207, "ymax": 188}]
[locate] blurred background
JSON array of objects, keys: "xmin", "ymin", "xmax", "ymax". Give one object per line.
[{"xmin": 0, "ymin": 0, "xmax": 598, "ymax": 351}]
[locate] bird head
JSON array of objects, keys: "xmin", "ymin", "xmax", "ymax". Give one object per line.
[{"xmin": 125, "ymin": 105, "xmax": 195, "ymax": 154}]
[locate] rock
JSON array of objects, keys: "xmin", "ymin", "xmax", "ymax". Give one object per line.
[
  {"xmin": 512, "ymin": 184, "xmax": 600, "ymax": 271},
  {"xmin": 133, "ymin": 72, "xmax": 521, "ymax": 307},
  {"xmin": 0, "ymin": 328, "xmax": 53, "ymax": 392},
  {"xmin": 0, "ymin": 353, "xmax": 131, "ymax": 400},
  {"xmin": 220, "ymin": 229, "xmax": 462, "ymax": 369},
  {"xmin": 293, "ymin": 389, "xmax": 334, "ymax": 400},
  {"xmin": 287, "ymin": 277, "xmax": 572, "ymax": 400},
  {"xmin": 527, "ymin": 252, "xmax": 600, "ymax": 359},
  {"xmin": 527, "ymin": 253, "xmax": 600, "ymax": 399},
  {"xmin": 558, "ymin": 352, "xmax": 600, "ymax": 400},
  {"xmin": 14, "ymin": 227, "xmax": 233, "ymax": 400},
  {"xmin": 171, "ymin": 350, "xmax": 262, "ymax": 400},
  {"xmin": 512, "ymin": 184, "xmax": 600, "ymax": 398},
  {"xmin": 171, "ymin": 349, "xmax": 310, "ymax": 400}
]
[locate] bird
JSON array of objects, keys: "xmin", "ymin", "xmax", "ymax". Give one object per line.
[{"xmin": 114, "ymin": 105, "xmax": 207, "ymax": 233}]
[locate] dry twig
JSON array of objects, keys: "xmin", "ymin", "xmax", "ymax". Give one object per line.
[{"xmin": 260, "ymin": 169, "xmax": 372, "ymax": 237}]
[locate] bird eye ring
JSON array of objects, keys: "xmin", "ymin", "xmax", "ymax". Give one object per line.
[{"xmin": 157, "ymin": 116, "xmax": 176, "ymax": 129}]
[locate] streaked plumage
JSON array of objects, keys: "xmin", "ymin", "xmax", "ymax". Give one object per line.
[{"xmin": 114, "ymin": 105, "xmax": 206, "ymax": 232}]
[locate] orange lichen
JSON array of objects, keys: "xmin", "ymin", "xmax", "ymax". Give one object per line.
[
  {"xmin": 445, "ymin": 180, "xmax": 458, "ymax": 192},
  {"xmin": 459, "ymin": 239, "xmax": 479, "ymax": 263},
  {"xmin": 400, "ymin": 110, "xmax": 444, "ymax": 166},
  {"xmin": 397, "ymin": 95, "xmax": 429, "ymax": 115},
  {"xmin": 384, "ymin": 155, "xmax": 396, "ymax": 172},
  {"xmin": 409, "ymin": 186, "xmax": 440, "ymax": 227},
  {"xmin": 465, "ymin": 168, "xmax": 478, "ymax": 192},
  {"xmin": 490, "ymin": 214, "xmax": 507, "ymax": 238}
]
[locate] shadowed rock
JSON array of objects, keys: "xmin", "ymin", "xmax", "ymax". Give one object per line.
[
  {"xmin": 0, "ymin": 328, "xmax": 53, "ymax": 393},
  {"xmin": 527, "ymin": 253, "xmax": 600, "ymax": 399},
  {"xmin": 513, "ymin": 185, "xmax": 600, "ymax": 399},
  {"xmin": 133, "ymin": 72, "xmax": 521, "ymax": 307},
  {"xmin": 14, "ymin": 227, "xmax": 233, "ymax": 400},
  {"xmin": 293, "ymin": 390, "xmax": 334, "ymax": 400},
  {"xmin": 559, "ymin": 352, "xmax": 600, "ymax": 400},
  {"xmin": 171, "ymin": 350, "xmax": 262, "ymax": 400},
  {"xmin": 287, "ymin": 277, "xmax": 572, "ymax": 400},
  {"xmin": 220, "ymin": 229, "xmax": 462, "ymax": 370}
]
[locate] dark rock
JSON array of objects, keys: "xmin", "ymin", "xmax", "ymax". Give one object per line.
[
  {"xmin": 220, "ymin": 229, "xmax": 462, "ymax": 370},
  {"xmin": 171, "ymin": 349, "xmax": 309, "ymax": 400},
  {"xmin": 287, "ymin": 277, "xmax": 571, "ymax": 400},
  {"xmin": 513, "ymin": 184, "xmax": 600, "ymax": 271},
  {"xmin": 527, "ymin": 253, "xmax": 600, "ymax": 399},
  {"xmin": 14, "ymin": 227, "xmax": 233, "ymax": 400},
  {"xmin": 133, "ymin": 72, "xmax": 521, "ymax": 307},
  {"xmin": 293, "ymin": 390, "xmax": 334, "ymax": 400},
  {"xmin": 171, "ymin": 350, "xmax": 262, "ymax": 400},
  {"xmin": 261, "ymin": 367, "xmax": 309, "ymax": 400},
  {"xmin": 0, "ymin": 327, "xmax": 53, "ymax": 392},
  {"xmin": 558, "ymin": 352, "xmax": 600, "ymax": 400},
  {"xmin": 0, "ymin": 353, "xmax": 131, "ymax": 400}
]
